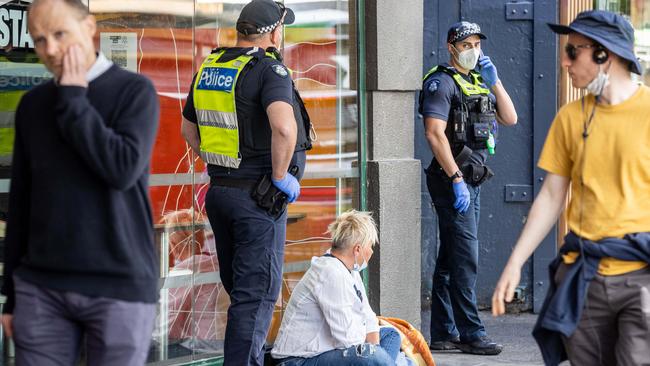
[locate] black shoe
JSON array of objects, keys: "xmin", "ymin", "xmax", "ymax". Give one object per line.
[
  {"xmin": 429, "ymin": 337, "xmax": 460, "ymax": 351},
  {"xmin": 455, "ymin": 336, "xmax": 503, "ymax": 355}
]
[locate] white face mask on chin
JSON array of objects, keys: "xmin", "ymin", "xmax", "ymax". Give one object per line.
[
  {"xmin": 585, "ymin": 64, "xmax": 610, "ymax": 97},
  {"xmin": 352, "ymin": 251, "xmax": 368, "ymax": 272},
  {"xmin": 454, "ymin": 46, "xmax": 481, "ymax": 70}
]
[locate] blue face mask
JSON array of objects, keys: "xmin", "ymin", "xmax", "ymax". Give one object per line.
[{"xmin": 352, "ymin": 251, "xmax": 368, "ymax": 272}]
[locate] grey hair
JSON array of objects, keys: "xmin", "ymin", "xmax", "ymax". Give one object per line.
[{"xmin": 327, "ymin": 210, "xmax": 378, "ymax": 251}]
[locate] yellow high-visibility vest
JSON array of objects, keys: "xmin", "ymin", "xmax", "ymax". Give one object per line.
[
  {"xmin": 423, "ymin": 65, "xmax": 490, "ymax": 96},
  {"xmin": 193, "ymin": 48, "xmax": 266, "ymax": 168}
]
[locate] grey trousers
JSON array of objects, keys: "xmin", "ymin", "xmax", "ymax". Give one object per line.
[
  {"xmin": 12, "ymin": 276, "xmax": 156, "ymax": 366},
  {"xmin": 555, "ymin": 264, "xmax": 650, "ymax": 366}
]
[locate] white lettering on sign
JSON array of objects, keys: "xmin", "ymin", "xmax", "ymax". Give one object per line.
[
  {"xmin": 0, "ymin": 8, "xmax": 10, "ymax": 47},
  {"xmin": 0, "ymin": 6, "xmax": 33, "ymax": 49}
]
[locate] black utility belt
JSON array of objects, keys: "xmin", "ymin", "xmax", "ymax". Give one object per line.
[
  {"xmin": 210, "ymin": 177, "xmax": 257, "ymax": 191},
  {"xmin": 461, "ymin": 164, "xmax": 494, "ymax": 186},
  {"xmin": 210, "ymin": 174, "xmax": 290, "ymax": 220},
  {"xmin": 425, "ymin": 146, "xmax": 494, "ymax": 187},
  {"xmin": 427, "ymin": 162, "xmax": 493, "ymax": 187},
  {"xmin": 211, "ymin": 170, "xmax": 295, "ymax": 219}
]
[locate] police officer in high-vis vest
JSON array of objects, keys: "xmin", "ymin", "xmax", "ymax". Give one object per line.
[
  {"xmin": 181, "ymin": 1, "xmax": 311, "ymax": 365},
  {"xmin": 419, "ymin": 21, "xmax": 517, "ymax": 355}
]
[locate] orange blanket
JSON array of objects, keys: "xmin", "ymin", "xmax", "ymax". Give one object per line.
[{"xmin": 377, "ymin": 316, "xmax": 436, "ymax": 366}]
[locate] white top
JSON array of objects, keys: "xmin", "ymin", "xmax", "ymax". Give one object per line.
[
  {"xmin": 86, "ymin": 52, "xmax": 113, "ymax": 82},
  {"xmin": 271, "ymin": 255, "xmax": 379, "ymax": 359}
]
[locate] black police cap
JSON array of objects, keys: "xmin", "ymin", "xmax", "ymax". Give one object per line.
[
  {"xmin": 447, "ymin": 21, "xmax": 487, "ymax": 44},
  {"xmin": 236, "ymin": 0, "xmax": 296, "ymax": 35}
]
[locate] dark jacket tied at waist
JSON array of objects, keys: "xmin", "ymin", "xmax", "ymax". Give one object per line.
[{"xmin": 532, "ymin": 231, "xmax": 650, "ymax": 366}]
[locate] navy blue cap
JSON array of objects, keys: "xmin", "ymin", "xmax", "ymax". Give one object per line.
[
  {"xmin": 548, "ymin": 10, "xmax": 642, "ymax": 75},
  {"xmin": 447, "ymin": 21, "xmax": 487, "ymax": 44},
  {"xmin": 237, "ymin": 0, "xmax": 295, "ymax": 35}
]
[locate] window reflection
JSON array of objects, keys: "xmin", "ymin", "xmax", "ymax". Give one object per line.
[
  {"xmin": 0, "ymin": 0, "xmax": 360, "ymax": 363},
  {"xmin": 157, "ymin": 209, "xmax": 226, "ymax": 356},
  {"xmin": 0, "ymin": 1, "xmax": 52, "ymax": 300},
  {"xmin": 595, "ymin": 0, "xmax": 650, "ymax": 84}
]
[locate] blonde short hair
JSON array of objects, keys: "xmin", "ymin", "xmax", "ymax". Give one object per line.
[{"xmin": 327, "ymin": 210, "xmax": 378, "ymax": 251}]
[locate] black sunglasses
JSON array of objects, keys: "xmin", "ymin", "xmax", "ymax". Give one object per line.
[{"xmin": 564, "ymin": 43, "xmax": 597, "ymax": 61}]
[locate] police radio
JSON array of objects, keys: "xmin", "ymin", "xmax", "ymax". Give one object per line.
[
  {"xmin": 452, "ymin": 106, "xmax": 468, "ymax": 143},
  {"xmin": 479, "ymin": 96, "xmax": 490, "ymax": 113}
]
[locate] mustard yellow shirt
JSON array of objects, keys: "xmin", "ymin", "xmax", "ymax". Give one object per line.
[{"xmin": 538, "ymin": 86, "xmax": 650, "ymax": 275}]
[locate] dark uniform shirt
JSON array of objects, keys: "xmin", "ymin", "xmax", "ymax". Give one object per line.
[
  {"xmin": 183, "ymin": 47, "xmax": 306, "ymax": 180},
  {"xmin": 420, "ymin": 63, "xmax": 496, "ymax": 166}
]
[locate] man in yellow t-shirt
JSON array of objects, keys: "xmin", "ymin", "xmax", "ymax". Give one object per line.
[{"xmin": 491, "ymin": 10, "xmax": 650, "ymax": 366}]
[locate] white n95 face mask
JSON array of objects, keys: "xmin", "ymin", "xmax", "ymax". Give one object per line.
[{"xmin": 454, "ymin": 47, "xmax": 481, "ymax": 70}]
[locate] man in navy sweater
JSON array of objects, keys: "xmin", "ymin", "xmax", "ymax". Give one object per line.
[{"xmin": 0, "ymin": 0, "xmax": 160, "ymax": 365}]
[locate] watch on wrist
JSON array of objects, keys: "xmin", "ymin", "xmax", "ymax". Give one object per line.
[{"xmin": 450, "ymin": 170, "xmax": 463, "ymax": 180}]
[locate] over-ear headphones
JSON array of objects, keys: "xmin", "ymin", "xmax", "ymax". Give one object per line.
[{"xmin": 592, "ymin": 45, "xmax": 608, "ymax": 65}]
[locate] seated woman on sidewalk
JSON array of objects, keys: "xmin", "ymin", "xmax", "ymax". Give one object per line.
[{"xmin": 271, "ymin": 210, "xmax": 401, "ymax": 366}]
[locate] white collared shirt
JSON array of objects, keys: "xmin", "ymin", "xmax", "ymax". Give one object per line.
[
  {"xmin": 271, "ymin": 255, "xmax": 379, "ymax": 359},
  {"xmin": 86, "ymin": 52, "xmax": 113, "ymax": 82}
]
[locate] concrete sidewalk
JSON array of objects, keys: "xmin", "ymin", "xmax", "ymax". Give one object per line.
[{"xmin": 428, "ymin": 311, "xmax": 563, "ymax": 366}]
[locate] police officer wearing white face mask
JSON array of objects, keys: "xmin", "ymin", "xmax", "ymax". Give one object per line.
[{"xmin": 418, "ymin": 21, "xmax": 517, "ymax": 356}]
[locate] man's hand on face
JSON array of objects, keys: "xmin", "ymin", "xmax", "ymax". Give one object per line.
[{"xmin": 59, "ymin": 44, "xmax": 89, "ymax": 87}]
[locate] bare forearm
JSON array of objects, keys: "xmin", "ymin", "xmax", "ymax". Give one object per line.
[
  {"xmin": 365, "ymin": 331, "xmax": 379, "ymax": 345},
  {"xmin": 267, "ymin": 101, "xmax": 298, "ymax": 180},
  {"xmin": 426, "ymin": 132, "xmax": 459, "ymax": 177},
  {"xmin": 492, "ymin": 81, "xmax": 517, "ymax": 126},
  {"xmin": 271, "ymin": 128, "xmax": 296, "ymax": 179},
  {"xmin": 181, "ymin": 118, "xmax": 201, "ymax": 156},
  {"xmin": 185, "ymin": 135, "xmax": 200, "ymax": 156}
]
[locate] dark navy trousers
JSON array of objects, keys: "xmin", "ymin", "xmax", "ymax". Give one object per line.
[
  {"xmin": 205, "ymin": 184, "xmax": 286, "ymax": 366},
  {"xmin": 426, "ymin": 172, "xmax": 486, "ymax": 343}
]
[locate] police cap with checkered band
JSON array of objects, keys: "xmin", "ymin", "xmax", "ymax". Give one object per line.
[
  {"xmin": 236, "ymin": 0, "xmax": 296, "ymax": 35},
  {"xmin": 447, "ymin": 21, "xmax": 487, "ymax": 44}
]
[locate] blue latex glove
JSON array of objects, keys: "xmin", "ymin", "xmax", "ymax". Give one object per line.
[
  {"xmin": 452, "ymin": 180, "xmax": 471, "ymax": 214},
  {"xmin": 272, "ymin": 173, "xmax": 300, "ymax": 203},
  {"xmin": 478, "ymin": 55, "xmax": 499, "ymax": 88}
]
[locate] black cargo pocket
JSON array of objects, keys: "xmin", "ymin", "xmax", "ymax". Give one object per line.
[{"xmin": 473, "ymin": 122, "xmax": 490, "ymax": 142}]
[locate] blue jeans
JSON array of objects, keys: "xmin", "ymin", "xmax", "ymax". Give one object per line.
[
  {"xmin": 426, "ymin": 172, "xmax": 486, "ymax": 343},
  {"xmin": 278, "ymin": 327, "xmax": 401, "ymax": 366},
  {"xmin": 205, "ymin": 184, "xmax": 287, "ymax": 366}
]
